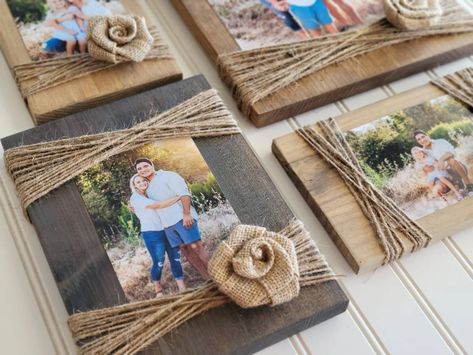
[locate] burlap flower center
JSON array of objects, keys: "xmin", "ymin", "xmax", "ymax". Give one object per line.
[
  {"xmin": 87, "ymin": 15, "xmax": 154, "ymax": 63},
  {"xmin": 108, "ymin": 17, "xmax": 137, "ymax": 45},
  {"xmin": 232, "ymin": 237, "xmax": 275, "ymax": 279}
]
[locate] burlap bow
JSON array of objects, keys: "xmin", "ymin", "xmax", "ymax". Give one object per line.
[
  {"xmin": 384, "ymin": 0, "xmax": 443, "ymax": 30},
  {"xmin": 208, "ymin": 224, "xmax": 300, "ymax": 308},
  {"xmin": 87, "ymin": 15, "xmax": 154, "ymax": 63}
]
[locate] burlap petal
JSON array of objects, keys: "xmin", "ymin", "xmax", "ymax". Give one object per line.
[
  {"xmin": 208, "ymin": 225, "xmax": 300, "ymax": 308},
  {"xmin": 384, "ymin": 0, "xmax": 443, "ymax": 30},
  {"xmin": 87, "ymin": 15, "xmax": 154, "ymax": 63}
]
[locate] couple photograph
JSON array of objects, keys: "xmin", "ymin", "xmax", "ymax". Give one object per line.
[
  {"xmin": 75, "ymin": 138, "xmax": 239, "ymax": 301},
  {"xmin": 208, "ymin": 0, "xmax": 383, "ymax": 49},
  {"xmin": 7, "ymin": 0, "xmax": 126, "ymax": 60},
  {"xmin": 346, "ymin": 95, "xmax": 473, "ymax": 220}
]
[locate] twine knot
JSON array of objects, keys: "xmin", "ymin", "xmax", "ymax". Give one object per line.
[
  {"xmin": 208, "ymin": 224, "xmax": 300, "ymax": 308},
  {"xmin": 384, "ymin": 0, "xmax": 443, "ymax": 30},
  {"xmin": 87, "ymin": 15, "xmax": 154, "ymax": 63}
]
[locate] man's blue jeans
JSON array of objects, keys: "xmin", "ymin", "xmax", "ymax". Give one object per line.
[{"xmin": 142, "ymin": 231, "xmax": 183, "ymax": 281}]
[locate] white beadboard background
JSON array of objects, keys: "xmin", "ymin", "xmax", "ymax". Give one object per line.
[{"xmin": 0, "ymin": 1, "xmax": 472, "ymax": 354}]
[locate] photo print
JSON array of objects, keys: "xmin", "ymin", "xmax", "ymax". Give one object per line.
[
  {"xmin": 346, "ymin": 95, "xmax": 473, "ymax": 220},
  {"xmin": 75, "ymin": 137, "xmax": 240, "ymax": 301},
  {"xmin": 6, "ymin": 0, "xmax": 127, "ymax": 60},
  {"xmin": 208, "ymin": 0, "xmax": 384, "ymax": 50}
]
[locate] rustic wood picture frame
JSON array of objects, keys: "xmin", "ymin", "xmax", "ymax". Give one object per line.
[
  {"xmin": 0, "ymin": 0, "xmax": 182, "ymax": 125},
  {"xmin": 1, "ymin": 76, "xmax": 348, "ymax": 354},
  {"xmin": 171, "ymin": 0, "xmax": 473, "ymax": 127},
  {"xmin": 273, "ymin": 82, "xmax": 473, "ymax": 274}
]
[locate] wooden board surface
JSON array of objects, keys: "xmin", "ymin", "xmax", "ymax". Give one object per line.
[
  {"xmin": 172, "ymin": 0, "xmax": 473, "ymax": 127},
  {"xmin": 1, "ymin": 76, "xmax": 348, "ymax": 355},
  {"xmin": 0, "ymin": 0, "xmax": 182, "ymax": 125},
  {"xmin": 273, "ymin": 83, "xmax": 473, "ymax": 274}
]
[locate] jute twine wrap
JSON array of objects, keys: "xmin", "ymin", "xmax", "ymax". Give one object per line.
[
  {"xmin": 297, "ymin": 119, "xmax": 433, "ymax": 263},
  {"xmin": 4, "ymin": 89, "xmax": 239, "ymax": 216},
  {"xmin": 218, "ymin": 0, "xmax": 473, "ymax": 116},
  {"xmin": 67, "ymin": 219, "xmax": 335, "ymax": 354},
  {"xmin": 431, "ymin": 67, "xmax": 473, "ymax": 108},
  {"xmin": 13, "ymin": 16, "xmax": 172, "ymax": 97}
]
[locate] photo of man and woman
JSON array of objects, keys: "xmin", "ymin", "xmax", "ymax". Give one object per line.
[
  {"xmin": 208, "ymin": 0, "xmax": 384, "ymax": 49},
  {"xmin": 6, "ymin": 0, "xmax": 126, "ymax": 60},
  {"xmin": 346, "ymin": 95, "xmax": 473, "ymax": 220},
  {"xmin": 75, "ymin": 138, "xmax": 240, "ymax": 301}
]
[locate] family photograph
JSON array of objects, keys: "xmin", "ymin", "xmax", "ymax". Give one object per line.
[
  {"xmin": 208, "ymin": 0, "xmax": 383, "ymax": 49},
  {"xmin": 7, "ymin": 0, "xmax": 126, "ymax": 60},
  {"xmin": 346, "ymin": 95, "xmax": 473, "ymax": 220},
  {"xmin": 75, "ymin": 138, "xmax": 240, "ymax": 301}
]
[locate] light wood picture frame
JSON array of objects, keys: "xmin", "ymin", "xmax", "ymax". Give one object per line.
[
  {"xmin": 273, "ymin": 80, "xmax": 473, "ymax": 273},
  {"xmin": 172, "ymin": 0, "xmax": 473, "ymax": 127},
  {"xmin": 0, "ymin": 0, "xmax": 182, "ymax": 125},
  {"xmin": 1, "ymin": 76, "xmax": 348, "ymax": 354}
]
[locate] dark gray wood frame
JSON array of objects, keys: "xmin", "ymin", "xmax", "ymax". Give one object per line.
[{"xmin": 1, "ymin": 76, "xmax": 348, "ymax": 355}]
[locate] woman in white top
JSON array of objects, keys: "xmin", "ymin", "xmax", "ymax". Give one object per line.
[{"xmin": 129, "ymin": 174, "xmax": 186, "ymax": 297}]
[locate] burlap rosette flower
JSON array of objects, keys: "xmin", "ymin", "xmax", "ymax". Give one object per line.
[
  {"xmin": 384, "ymin": 0, "xmax": 443, "ymax": 30},
  {"xmin": 208, "ymin": 224, "xmax": 300, "ymax": 308},
  {"xmin": 87, "ymin": 15, "xmax": 154, "ymax": 63}
]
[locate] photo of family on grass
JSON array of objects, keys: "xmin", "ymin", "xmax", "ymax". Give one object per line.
[
  {"xmin": 208, "ymin": 0, "xmax": 383, "ymax": 49},
  {"xmin": 7, "ymin": 0, "xmax": 126, "ymax": 60},
  {"xmin": 346, "ymin": 95, "xmax": 473, "ymax": 221},
  {"xmin": 75, "ymin": 138, "xmax": 240, "ymax": 301}
]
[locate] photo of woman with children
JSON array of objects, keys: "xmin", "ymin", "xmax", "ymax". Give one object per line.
[
  {"xmin": 208, "ymin": 0, "xmax": 383, "ymax": 49},
  {"xmin": 75, "ymin": 138, "xmax": 240, "ymax": 301},
  {"xmin": 7, "ymin": 0, "xmax": 126, "ymax": 60},
  {"xmin": 346, "ymin": 95, "xmax": 473, "ymax": 220}
]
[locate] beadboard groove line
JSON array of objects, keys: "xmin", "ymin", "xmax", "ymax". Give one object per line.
[
  {"xmin": 443, "ymin": 239, "xmax": 473, "ymax": 278},
  {"xmin": 391, "ymin": 263, "xmax": 466, "ymax": 354},
  {"xmin": 0, "ymin": 170, "xmax": 68, "ymax": 355}
]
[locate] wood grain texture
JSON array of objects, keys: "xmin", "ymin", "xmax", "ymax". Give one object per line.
[
  {"xmin": 273, "ymin": 84, "xmax": 473, "ymax": 273},
  {"xmin": 1, "ymin": 76, "xmax": 348, "ymax": 355},
  {"xmin": 172, "ymin": 0, "xmax": 473, "ymax": 127},
  {"xmin": 0, "ymin": 0, "xmax": 182, "ymax": 125}
]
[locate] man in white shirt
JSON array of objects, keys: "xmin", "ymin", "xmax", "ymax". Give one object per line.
[
  {"xmin": 134, "ymin": 158, "xmax": 209, "ymax": 277},
  {"xmin": 414, "ymin": 130, "xmax": 472, "ymax": 193}
]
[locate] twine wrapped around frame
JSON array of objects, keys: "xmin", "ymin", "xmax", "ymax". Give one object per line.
[
  {"xmin": 431, "ymin": 67, "xmax": 473, "ymax": 108},
  {"xmin": 218, "ymin": 0, "xmax": 473, "ymax": 116},
  {"xmin": 297, "ymin": 119, "xmax": 433, "ymax": 263},
  {"xmin": 3, "ymin": 86, "xmax": 338, "ymax": 354},
  {"xmin": 4, "ymin": 89, "xmax": 239, "ymax": 216},
  {"xmin": 67, "ymin": 219, "xmax": 336, "ymax": 355},
  {"xmin": 13, "ymin": 17, "xmax": 172, "ymax": 98}
]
